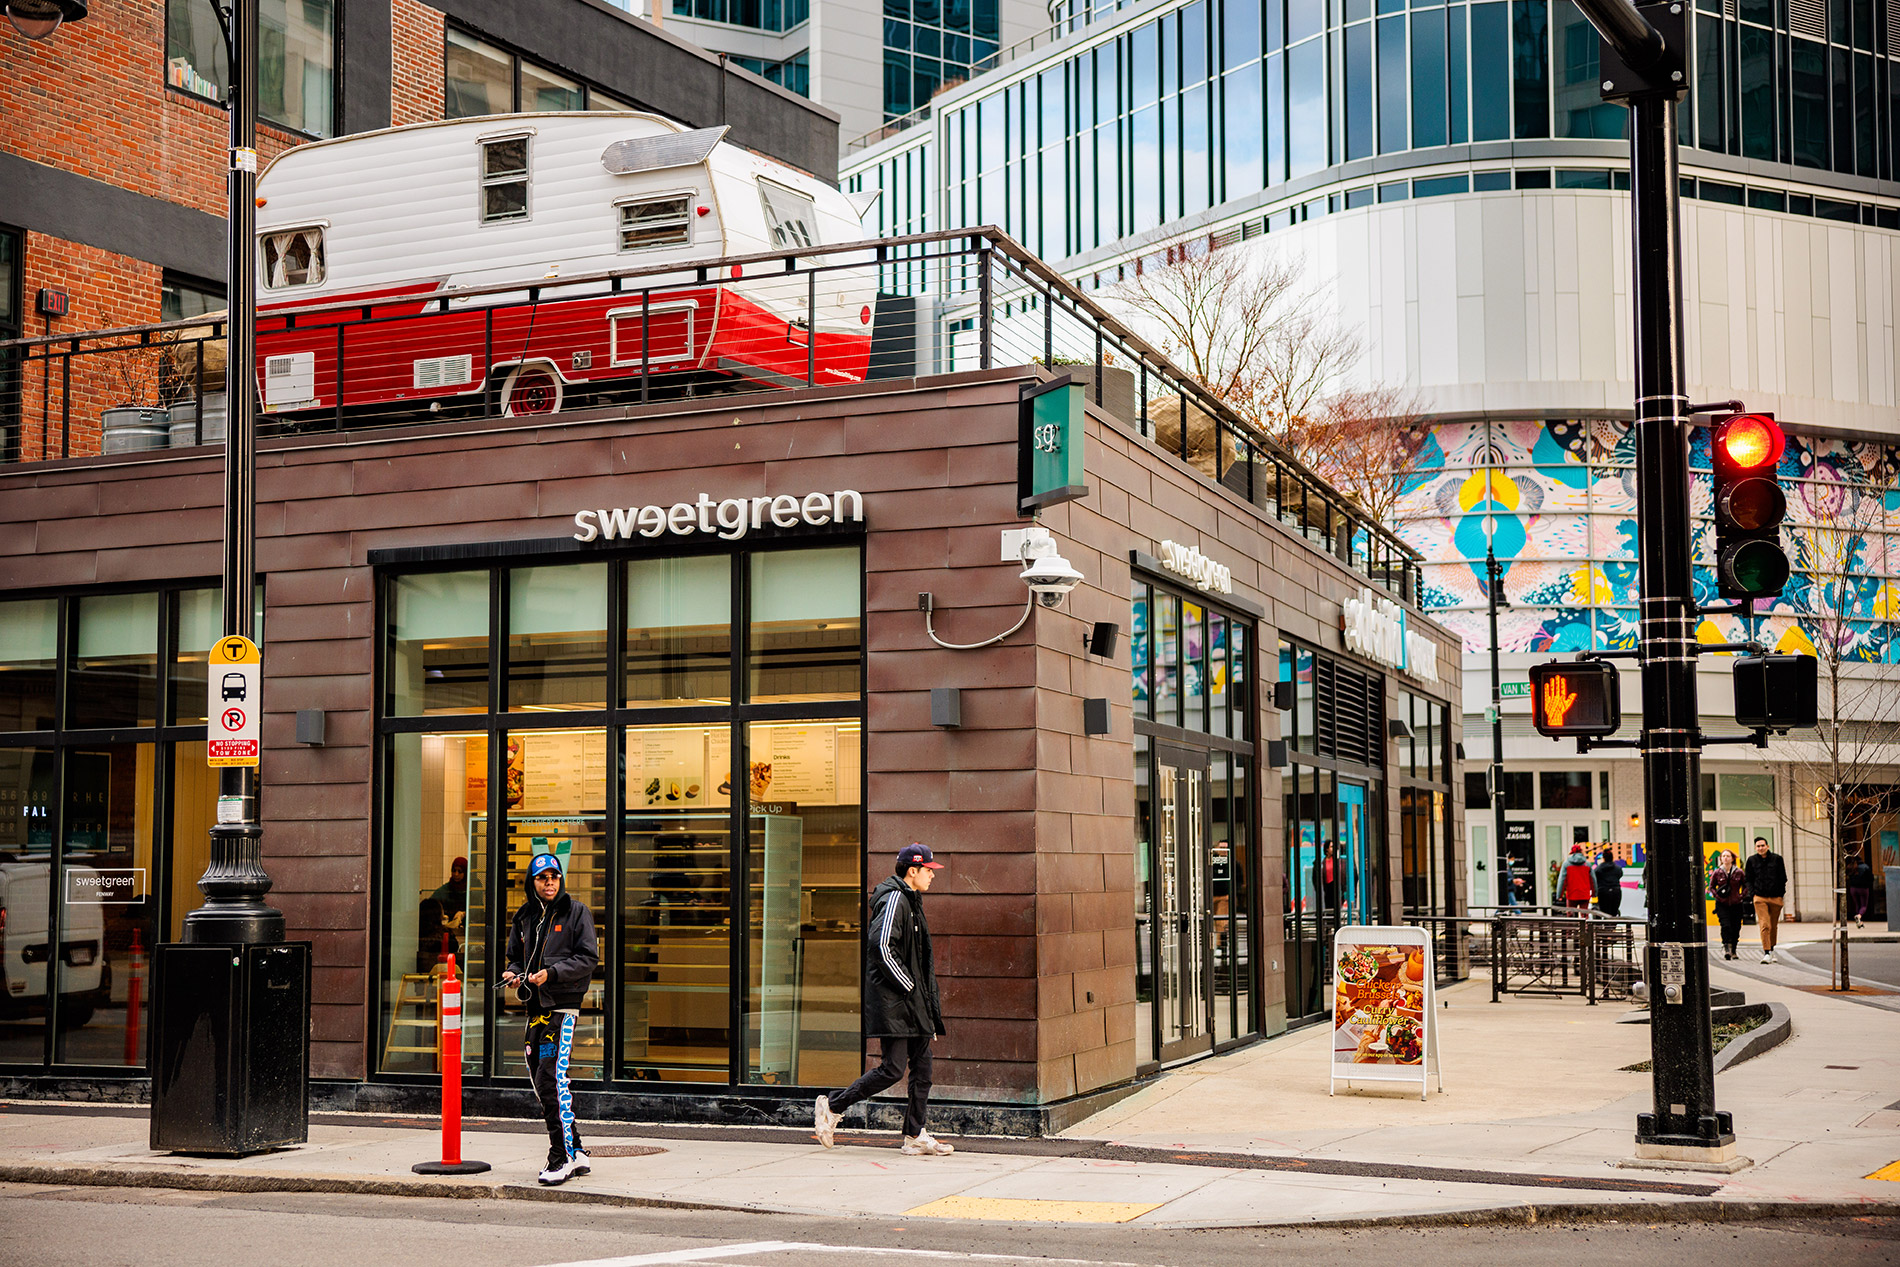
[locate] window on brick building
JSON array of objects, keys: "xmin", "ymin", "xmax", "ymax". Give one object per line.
[
  {"xmin": 165, "ymin": 0, "xmax": 336, "ymax": 138},
  {"xmin": 161, "ymin": 273, "xmax": 225, "ymax": 323}
]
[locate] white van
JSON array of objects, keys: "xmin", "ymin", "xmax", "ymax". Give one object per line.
[{"xmin": 0, "ymin": 861, "xmax": 109, "ymax": 1028}]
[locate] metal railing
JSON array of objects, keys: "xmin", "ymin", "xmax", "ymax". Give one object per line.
[
  {"xmin": 0, "ymin": 227, "xmax": 1422, "ymax": 600},
  {"xmin": 1460, "ymin": 908, "xmax": 1647, "ymax": 1004}
]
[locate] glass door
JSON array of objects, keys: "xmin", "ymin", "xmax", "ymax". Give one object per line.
[
  {"xmin": 1154, "ymin": 743, "xmax": 1212, "ymax": 1063},
  {"xmin": 1337, "ymin": 779, "xmax": 1372, "ymax": 925}
]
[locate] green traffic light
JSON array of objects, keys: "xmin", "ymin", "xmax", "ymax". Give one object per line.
[{"xmin": 1721, "ymin": 539, "xmax": 1790, "ymax": 596}]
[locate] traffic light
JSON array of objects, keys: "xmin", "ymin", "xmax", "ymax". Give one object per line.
[
  {"xmin": 1733, "ymin": 654, "xmax": 1817, "ymax": 731},
  {"xmin": 1529, "ymin": 660, "xmax": 1622, "ymax": 737},
  {"xmin": 1710, "ymin": 412, "xmax": 1790, "ymax": 599}
]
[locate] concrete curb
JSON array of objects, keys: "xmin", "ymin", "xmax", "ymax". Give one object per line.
[
  {"xmin": 4, "ymin": 1159, "xmax": 1897, "ymax": 1231},
  {"xmin": 1713, "ymin": 1001, "xmax": 1793, "ymax": 1073}
]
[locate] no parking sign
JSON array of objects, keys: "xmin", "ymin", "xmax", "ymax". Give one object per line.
[{"xmin": 207, "ymin": 635, "xmax": 261, "ymax": 768}]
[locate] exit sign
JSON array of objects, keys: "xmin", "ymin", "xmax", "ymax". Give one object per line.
[{"xmin": 1499, "ymin": 681, "xmax": 1531, "ymax": 698}]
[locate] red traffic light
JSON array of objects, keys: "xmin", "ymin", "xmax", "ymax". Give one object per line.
[{"xmin": 1713, "ymin": 413, "xmax": 1784, "ymax": 474}]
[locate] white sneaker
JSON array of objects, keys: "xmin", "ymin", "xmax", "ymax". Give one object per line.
[
  {"xmin": 567, "ymin": 1148, "xmax": 591, "ymax": 1178},
  {"xmin": 901, "ymin": 1131, "xmax": 954, "ymax": 1156},
  {"xmin": 538, "ymin": 1157, "xmax": 570, "ymax": 1185},
  {"xmin": 813, "ymin": 1094, "xmax": 842, "ymax": 1148},
  {"xmin": 1760, "ymin": 952, "xmax": 1774, "ymax": 963}
]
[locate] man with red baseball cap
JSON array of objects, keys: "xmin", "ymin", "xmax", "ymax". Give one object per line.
[{"xmin": 814, "ymin": 843, "xmax": 951, "ymax": 1155}]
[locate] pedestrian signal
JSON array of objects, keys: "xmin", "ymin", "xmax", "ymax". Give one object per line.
[
  {"xmin": 1528, "ymin": 660, "xmax": 1621, "ymax": 738},
  {"xmin": 1732, "ymin": 654, "xmax": 1817, "ymax": 732},
  {"xmin": 1710, "ymin": 413, "xmax": 1789, "ymax": 599}
]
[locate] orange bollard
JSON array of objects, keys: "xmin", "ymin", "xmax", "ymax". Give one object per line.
[
  {"xmin": 412, "ymin": 954, "xmax": 490, "ymax": 1175},
  {"xmin": 124, "ymin": 927, "xmax": 144, "ymax": 1066}
]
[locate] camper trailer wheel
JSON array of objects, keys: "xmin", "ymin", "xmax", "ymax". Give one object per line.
[{"xmin": 500, "ymin": 366, "xmax": 563, "ymax": 417}]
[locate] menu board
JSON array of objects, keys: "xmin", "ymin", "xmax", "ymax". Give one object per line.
[
  {"xmin": 1329, "ymin": 925, "xmax": 1441, "ymax": 1099},
  {"xmin": 464, "ymin": 732, "xmax": 606, "ymax": 812},
  {"xmin": 628, "ymin": 727, "xmax": 727, "ymax": 810},
  {"xmin": 748, "ymin": 725, "xmax": 837, "ymax": 804}
]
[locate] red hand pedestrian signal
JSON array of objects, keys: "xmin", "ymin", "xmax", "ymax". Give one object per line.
[
  {"xmin": 1529, "ymin": 660, "xmax": 1620, "ymax": 738},
  {"xmin": 1541, "ymin": 675, "xmax": 1579, "ymax": 728}
]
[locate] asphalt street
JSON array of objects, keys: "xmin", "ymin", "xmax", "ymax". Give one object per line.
[
  {"xmin": 1785, "ymin": 942, "xmax": 1900, "ymax": 991},
  {"xmin": 0, "ymin": 1184, "xmax": 1893, "ymax": 1267}
]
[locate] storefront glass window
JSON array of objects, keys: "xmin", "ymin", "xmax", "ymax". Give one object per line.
[
  {"xmin": 68, "ymin": 593, "xmax": 160, "ymax": 730},
  {"xmin": 743, "ymin": 720, "xmax": 862, "ymax": 1087},
  {"xmin": 166, "ymin": 0, "xmax": 335, "ymax": 137},
  {"xmin": 167, "ymin": 743, "xmax": 216, "ymax": 941},
  {"xmin": 1207, "ymin": 610, "xmax": 1228, "ymax": 739},
  {"xmin": 379, "ymin": 731, "xmax": 487, "ymax": 1076},
  {"xmin": 624, "ymin": 722, "xmax": 732, "ymax": 1083},
  {"xmin": 0, "ymin": 599, "xmax": 58, "ymax": 732},
  {"xmin": 1294, "ymin": 646, "xmax": 1316, "ymax": 754},
  {"xmin": 1183, "ymin": 601, "xmax": 1207, "ymax": 731},
  {"xmin": 508, "ymin": 564, "xmax": 609, "ymax": 712},
  {"xmin": 1539, "ymin": 770, "xmax": 1593, "ymax": 809},
  {"xmin": 748, "ymin": 547, "xmax": 861, "ymax": 703},
  {"xmin": 626, "ymin": 557, "xmax": 732, "ymax": 708},
  {"xmin": 1229, "ymin": 623, "xmax": 1247, "ymax": 736},
  {"xmin": 0, "ymin": 746, "xmax": 54, "ymax": 1063},
  {"xmin": 390, "ymin": 571, "xmax": 491, "ymax": 716},
  {"xmin": 54, "ymin": 743, "xmax": 157, "ymax": 1066},
  {"xmin": 1131, "ymin": 585, "xmax": 1152, "ymax": 719},
  {"xmin": 1156, "ymin": 592, "xmax": 1180, "ymax": 726},
  {"xmin": 1133, "ymin": 733, "xmax": 1154, "ymax": 1066},
  {"xmin": 168, "ymin": 589, "xmax": 221, "ymax": 726},
  {"xmin": 444, "ymin": 29, "xmax": 515, "ymax": 118},
  {"xmin": 497, "ymin": 729, "xmax": 608, "ymax": 1082}
]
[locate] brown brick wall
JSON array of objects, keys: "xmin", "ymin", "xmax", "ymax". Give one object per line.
[
  {"xmin": 14, "ymin": 235, "xmax": 166, "ymax": 462},
  {"xmin": 390, "ymin": 0, "xmax": 446, "ymax": 127},
  {"xmin": 0, "ymin": 0, "xmax": 304, "ymax": 218}
]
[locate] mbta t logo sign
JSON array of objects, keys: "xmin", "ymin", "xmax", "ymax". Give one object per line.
[
  {"xmin": 207, "ymin": 635, "xmax": 262, "ymax": 768},
  {"xmin": 1529, "ymin": 660, "xmax": 1622, "ymax": 738}
]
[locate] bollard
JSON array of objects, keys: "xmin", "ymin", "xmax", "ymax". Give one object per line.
[
  {"xmin": 413, "ymin": 954, "xmax": 490, "ymax": 1175},
  {"xmin": 124, "ymin": 927, "xmax": 145, "ymax": 1066}
]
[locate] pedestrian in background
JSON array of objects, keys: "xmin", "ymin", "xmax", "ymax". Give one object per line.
[
  {"xmin": 1593, "ymin": 850, "xmax": 1624, "ymax": 917},
  {"xmin": 1743, "ymin": 837, "xmax": 1788, "ymax": 963},
  {"xmin": 502, "ymin": 852, "xmax": 599, "ymax": 1186},
  {"xmin": 1555, "ymin": 846, "xmax": 1595, "ymax": 912},
  {"xmin": 1710, "ymin": 849, "xmax": 1750, "ymax": 960},
  {"xmin": 1847, "ymin": 857, "xmax": 1874, "ymax": 927},
  {"xmin": 813, "ymin": 844, "xmax": 953, "ymax": 1157}
]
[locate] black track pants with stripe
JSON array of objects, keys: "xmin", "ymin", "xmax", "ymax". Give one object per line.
[{"xmin": 828, "ymin": 1034, "xmax": 932, "ymax": 1138}]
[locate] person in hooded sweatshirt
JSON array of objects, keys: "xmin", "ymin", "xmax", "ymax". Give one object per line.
[
  {"xmin": 501, "ymin": 852, "xmax": 599, "ymax": 1186},
  {"xmin": 1556, "ymin": 845, "xmax": 1596, "ymax": 912},
  {"xmin": 811, "ymin": 843, "xmax": 951, "ymax": 1156}
]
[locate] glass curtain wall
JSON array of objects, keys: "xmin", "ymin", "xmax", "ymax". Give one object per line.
[
  {"xmin": 1278, "ymin": 637, "xmax": 1388, "ymax": 1023},
  {"xmin": 1397, "ymin": 690, "xmax": 1457, "ymax": 975},
  {"xmin": 0, "ymin": 588, "xmax": 221, "ymax": 1071},
  {"xmin": 377, "ymin": 545, "xmax": 864, "ymax": 1092},
  {"xmin": 1129, "ymin": 577, "xmax": 1255, "ymax": 1071}
]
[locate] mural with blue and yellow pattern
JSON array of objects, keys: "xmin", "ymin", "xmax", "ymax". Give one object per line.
[{"xmin": 1393, "ymin": 419, "xmax": 1900, "ymax": 664}]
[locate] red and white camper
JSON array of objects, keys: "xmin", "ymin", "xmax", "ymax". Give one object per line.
[{"xmin": 252, "ymin": 112, "xmax": 876, "ymax": 421}]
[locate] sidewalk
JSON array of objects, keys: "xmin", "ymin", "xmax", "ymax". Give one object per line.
[{"xmin": 2, "ymin": 974, "xmax": 1896, "ymax": 1229}]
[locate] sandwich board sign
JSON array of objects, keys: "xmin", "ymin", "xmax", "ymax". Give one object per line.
[
  {"xmin": 1329, "ymin": 924, "xmax": 1442, "ymax": 1100},
  {"xmin": 207, "ymin": 635, "xmax": 261, "ymax": 768}
]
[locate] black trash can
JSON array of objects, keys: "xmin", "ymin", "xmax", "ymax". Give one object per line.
[{"xmin": 149, "ymin": 941, "xmax": 311, "ymax": 1155}]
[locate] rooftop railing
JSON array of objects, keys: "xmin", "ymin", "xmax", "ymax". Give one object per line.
[{"xmin": 0, "ymin": 226, "xmax": 1421, "ymax": 600}]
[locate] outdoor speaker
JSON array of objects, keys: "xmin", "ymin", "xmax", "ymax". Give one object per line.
[
  {"xmin": 295, "ymin": 709, "xmax": 326, "ymax": 745},
  {"xmin": 1083, "ymin": 697, "xmax": 1111, "ymax": 735},
  {"xmin": 1266, "ymin": 739, "xmax": 1289, "ymax": 767},
  {"xmin": 1085, "ymin": 621, "xmax": 1121, "ymax": 657},
  {"xmin": 1273, "ymin": 679, "xmax": 1296, "ymax": 711}
]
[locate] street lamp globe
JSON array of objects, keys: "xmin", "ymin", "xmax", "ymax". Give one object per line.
[{"xmin": 5, "ymin": 0, "xmax": 87, "ymax": 41}]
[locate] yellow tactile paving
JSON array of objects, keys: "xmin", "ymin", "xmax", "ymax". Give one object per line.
[
  {"xmin": 1868, "ymin": 1160, "xmax": 1900, "ymax": 1183},
  {"xmin": 904, "ymin": 1195, "xmax": 1163, "ymax": 1223}
]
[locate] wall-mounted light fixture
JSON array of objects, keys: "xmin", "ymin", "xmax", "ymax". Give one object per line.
[{"xmin": 930, "ymin": 688, "xmax": 962, "ymax": 729}]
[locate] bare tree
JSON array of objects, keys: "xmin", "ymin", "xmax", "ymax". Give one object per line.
[
  {"xmin": 1105, "ymin": 242, "xmax": 1424, "ymax": 516},
  {"xmin": 1753, "ymin": 453, "xmax": 1900, "ymax": 987}
]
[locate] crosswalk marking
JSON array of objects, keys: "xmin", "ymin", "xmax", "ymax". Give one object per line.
[{"xmin": 533, "ymin": 1243, "xmax": 1153, "ymax": 1267}]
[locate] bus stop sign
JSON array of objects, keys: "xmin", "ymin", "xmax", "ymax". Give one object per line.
[{"xmin": 207, "ymin": 635, "xmax": 262, "ymax": 767}]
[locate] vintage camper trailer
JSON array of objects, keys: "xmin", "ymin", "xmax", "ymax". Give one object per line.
[{"xmin": 252, "ymin": 113, "xmax": 877, "ymax": 420}]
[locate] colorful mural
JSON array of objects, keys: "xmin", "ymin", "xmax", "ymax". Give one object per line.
[{"xmin": 1394, "ymin": 419, "xmax": 1900, "ymax": 664}]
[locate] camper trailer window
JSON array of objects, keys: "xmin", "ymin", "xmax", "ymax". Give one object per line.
[
  {"xmin": 758, "ymin": 181, "xmax": 818, "ymax": 249},
  {"xmin": 481, "ymin": 136, "xmax": 532, "ymax": 223},
  {"xmin": 261, "ymin": 227, "xmax": 326, "ymax": 290},
  {"xmin": 618, "ymin": 196, "xmax": 694, "ymax": 251}
]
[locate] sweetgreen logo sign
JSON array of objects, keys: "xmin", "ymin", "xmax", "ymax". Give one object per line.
[{"xmin": 1019, "ymin": 378, "xmax": 1088, "ymax": 512}]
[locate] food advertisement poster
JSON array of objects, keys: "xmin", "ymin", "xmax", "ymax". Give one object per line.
[{"xmin": 1329, "ymin": 925, "xmax": 1441, "ymax": 1098}]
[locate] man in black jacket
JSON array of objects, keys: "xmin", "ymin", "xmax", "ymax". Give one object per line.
[
  {"xmin": 501, "ymin": 853, "xmax": 600, "ymax": 1185},
  {"xmin": 1743, "ymin": 837, "xmax": 1788, "ymax": 963},
  {"xmin": 1593, "ymin": 851, "xmax": 1624, "ymax": 917},
  {"xmin": 813, "ymin": 844, "xmax": 951, "ymax": 1156}
]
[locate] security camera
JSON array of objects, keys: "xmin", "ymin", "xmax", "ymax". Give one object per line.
[{"xmin": 1021, "ymin": 553, "xmax": 1084, "ymax": 608}]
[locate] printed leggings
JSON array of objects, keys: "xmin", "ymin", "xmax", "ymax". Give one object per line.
[{"xmin": 526, "ymin": 1011, "xmax": 584, "ymax": 1159}]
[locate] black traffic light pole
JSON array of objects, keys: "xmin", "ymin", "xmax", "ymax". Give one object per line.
[{"xmin": 1575, "ymin": 0, "xmax": 1735, "ymax": 1161}]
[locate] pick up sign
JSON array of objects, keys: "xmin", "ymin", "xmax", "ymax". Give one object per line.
[{"xmin": 207, "ymin": 635, "xmax": 261, "ymax": 768}]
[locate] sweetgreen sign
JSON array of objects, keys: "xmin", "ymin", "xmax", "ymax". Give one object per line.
[{"xmin": 1018, "ymin": 377, "xmax": 1088, "ymax": 512}]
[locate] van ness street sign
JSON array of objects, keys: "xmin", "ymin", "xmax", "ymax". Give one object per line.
[
  {"xmin": 1341, "ymin": 588, "xmax": 1440, "ymax": 683},
  {"xmin": 1158, "ymin": 540, "xmax": 1233, "ymax": 595},
  {"xmin": 574, "ymin": 489, "xmax": 863, "ymax": 542}
]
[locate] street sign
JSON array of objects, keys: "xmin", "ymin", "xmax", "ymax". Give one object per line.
[
  {"xmin": 1498, "ymin": 681, "xmax": 1531, "ymax": 698},
  {"xmin": 207, "ymin": 634, "xmax": 261, "ymax": 767}
]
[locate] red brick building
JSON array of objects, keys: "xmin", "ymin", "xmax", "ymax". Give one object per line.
[{"xmin": 1, "ymin": 0, "xmax": 839, "ymax": 458}]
